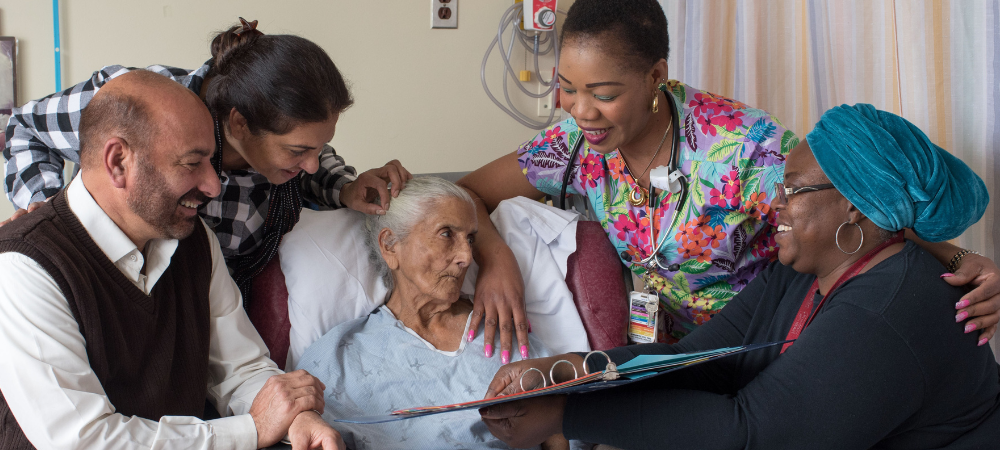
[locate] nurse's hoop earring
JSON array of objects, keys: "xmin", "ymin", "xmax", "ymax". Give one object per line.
[
  {"xmin": 836, "ymin": 222, "xmax": 864, "ymax": 254},
  {"xmin": 651, "ymin": 90, "xmax": 660, "ymax": 113}
]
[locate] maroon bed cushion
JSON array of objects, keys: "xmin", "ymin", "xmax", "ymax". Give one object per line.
[
  {"xmin": 248, "ymin": 257, "xmax": 291, "ymax": 370},
  {"xmin": 566, "ymin": 220, "xmax": 628, "ymax": 350}
]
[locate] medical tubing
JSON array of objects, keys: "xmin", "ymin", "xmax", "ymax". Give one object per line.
[
  {"xmin": 497, "ymin": 7, "xmax": 550, "ymax": 99},
  {"xmin": 534, "ymin": 33, "xmax": 556, "ymax": 85},
  {"xmin": 501, "ymin": 24, "xmax": 556, "ymax": 126},
  {"xmin": 487, "ymin": 10, "xmax": 541, "ymax": 128},
  {"xmin": 480, "ymin": 3, "xmax": 559, "ymax": 129}
]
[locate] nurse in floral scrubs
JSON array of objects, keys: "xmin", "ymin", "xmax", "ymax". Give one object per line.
[{"xmin": 458, "ymin": 0, "xmax": 1000, "ymax": 351}]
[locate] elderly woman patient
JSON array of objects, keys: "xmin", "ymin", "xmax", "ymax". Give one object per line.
[
  {"xmin": 480, "ymin": 104, "xmax": 1000, "ymax": 449},
  {"xmin": 294, "ymin": 177, "xmax": 561, "ymax": 449}
]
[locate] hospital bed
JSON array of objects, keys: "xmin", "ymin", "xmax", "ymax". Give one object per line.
[{"xmin": 248, "ymin": 219, "xmax": 630, "ymax": 370}]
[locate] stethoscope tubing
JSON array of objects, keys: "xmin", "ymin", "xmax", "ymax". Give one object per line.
[{"xmin": 560, "ymin": 94, "xmax": 688, "ymax": 272}]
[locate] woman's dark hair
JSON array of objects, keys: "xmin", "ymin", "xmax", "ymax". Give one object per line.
[
  {"xmin": 561, "ymin": 0, "xmax": 670, "ymax": 73},
  {"xmin": 205, "ymin": 24, "xmax": 354, "ymax": 135}
]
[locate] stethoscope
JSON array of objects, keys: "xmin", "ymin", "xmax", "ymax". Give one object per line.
[{"xmin": 559, "ymin": 88, "xmax": 688, "ymax": 273}]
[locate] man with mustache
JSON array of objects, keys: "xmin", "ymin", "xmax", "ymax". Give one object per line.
[{"xmin": 0, "ymin": 71, "xmax": 343, "ymax": 449}]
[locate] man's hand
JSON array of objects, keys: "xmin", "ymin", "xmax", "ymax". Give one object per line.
[
  {"xmin": 249, "ymin": 370, "xmax": 327, "ymax": 449},
  {"xmin": 339, "ymin": 159, "xmax": 412, "ymax": 215},
  {"xmin": 468, "ymin": 244, "xmax": 529, "ymax": 363},
  {"xmin": 479, "ymin": 395, "xmax": 567, "ymax": 449},
  {"xmin": 287, "ymin": 411, "xmax": 345, "ymax": 450},
  {"xmin": 0, "ymin": 201, "xmax": 45, "ymax": 227},
  {"xmin": 947, "ymin": 253, "xmax": 1000, "ymax": 345}
]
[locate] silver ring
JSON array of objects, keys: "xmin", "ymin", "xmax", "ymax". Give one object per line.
[
  {"xmin": 519, "ymin": 367, "xmax": 547, "ymax": 392},
  {"xmin": 549, "ymin": 359, "xmax": 579, "ymax": 384},
  {"xmin": 582, "ymin": 351, "xmax": 612, "ymax": 375},
  {"xmin": 835, "ymin": 221, "xmax": 864, "ymax": 255}
]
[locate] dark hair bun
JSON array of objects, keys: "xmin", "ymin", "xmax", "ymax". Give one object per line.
[
  {"xmin": 561, "ymin": 0, "xmax": 669, "ymax": 72},
  {"xmin": 210, "ymin": 25, "xmax": 264, "ymax": 76}
]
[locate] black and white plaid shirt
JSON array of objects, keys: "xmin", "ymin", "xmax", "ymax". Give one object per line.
[{"xmin": 3, "ymin": 62, "xmax": 357, "ymax": 261}]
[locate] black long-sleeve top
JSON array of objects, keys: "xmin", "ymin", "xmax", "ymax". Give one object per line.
[{"xmin": 564, "ymin": 241, "xmax": 1000, "ymax": 449}]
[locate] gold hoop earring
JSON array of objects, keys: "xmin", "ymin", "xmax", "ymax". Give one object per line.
[{"xmin": 651, "ymin": 90, "xmax": 659, "ymax": 113}]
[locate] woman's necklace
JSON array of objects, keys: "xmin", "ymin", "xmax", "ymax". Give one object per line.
[{"xmin": 620, "ymin": 117, "xmax": 673, "ymax": 207}]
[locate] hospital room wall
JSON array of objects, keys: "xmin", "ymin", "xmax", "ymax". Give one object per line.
[{"xmin": 0, "ymin": 1, "xmax": 572, "ymax": 220}]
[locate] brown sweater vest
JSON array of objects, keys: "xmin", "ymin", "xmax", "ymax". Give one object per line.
[{"xmin": 0, "ymin": 191, "xmax": 213, "ymax": 449}]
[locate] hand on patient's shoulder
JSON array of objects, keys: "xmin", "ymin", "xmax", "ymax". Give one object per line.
[
  {"xmin": 250, "ymin": 369, "xmax": 328, "ymax": 448},
  {"xmin": 0, "ymin": 201, "xmax": 47, "ymax": 227},
  {"xmin": 339, "ymin": 159, "xmax": 412, "ymax": 215},
  {"xmin": 468, "ymin": 243, "xmax": 530, "ymax": 363}
]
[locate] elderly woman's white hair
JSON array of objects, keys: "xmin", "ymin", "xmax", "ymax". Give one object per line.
[{"xmin": 364, "ymin": 176, "xmax": 476, "ymax": 291}]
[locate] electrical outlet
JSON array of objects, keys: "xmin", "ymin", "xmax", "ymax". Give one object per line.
[
  {"xmin": 538, "ymin": 68, "xmax": 558, "ymax": 117},
  {"xmin": 431, "ymin": 0, "xmax": 457, "ymax": 29},
  {"xmin": 538, "ymin": 85, "xmax": 554, "ymax": 117}
]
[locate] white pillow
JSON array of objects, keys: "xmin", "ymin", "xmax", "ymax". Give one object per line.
[{"xmin": 280, "ymin": 209, "xmax": 388, "ymax": 369}]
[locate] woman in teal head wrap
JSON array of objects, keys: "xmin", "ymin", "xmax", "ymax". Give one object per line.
[
  {"xmin": 479, "ymin": 104, "xmax": 1000, "ymax": 450},
  {"xmin": 807, "ymin": 103, "xmax": 989, "ymax": 242}
]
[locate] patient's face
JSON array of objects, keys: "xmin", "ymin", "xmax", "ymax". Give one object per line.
[{"xmin": 390, "ymin": 197, "xmax": 477, "ymax": 304}]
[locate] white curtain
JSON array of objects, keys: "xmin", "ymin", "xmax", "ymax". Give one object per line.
[{"xmin": 660, "ymin": 0, "xmax": 1000, "ymax": 354}]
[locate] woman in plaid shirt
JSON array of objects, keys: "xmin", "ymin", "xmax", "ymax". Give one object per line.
[{"xmin": 1, "ymin": 18, "xmax": 411, "ymax": 306}]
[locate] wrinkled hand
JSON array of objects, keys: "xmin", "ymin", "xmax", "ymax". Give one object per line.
[
  {"xmin": 287, "ymin": 411, "xmax": 345, "ymax": 450},
  {"xmin": 0, "ymin": 201, "xmax": 45, "ymax": 227},
  {"xmin": 479, "ymin": 395, "xmax": 567, "ymax": 449},
  {"xmin": 339, "ymin": 159, "xmax": 412, "ymax": 215},
  {"xmin": 249, "ymin": 370, "xmax": 327, "ymax": 449},
  {"xmin": 947, "ymin": 253, "xmax": 1000, "ymax": 345},
  {"xmin": 484, "ymin": 354, "xmax": 583, "ymax": 399},
  {"xmin": 468, "ymin": 244, "xmax": 528, "ymax": 363}
]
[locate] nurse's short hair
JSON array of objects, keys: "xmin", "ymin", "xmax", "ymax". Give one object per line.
[{"xmin": 363, "ymin": 177, "xmax": 475, "ymax": 292}]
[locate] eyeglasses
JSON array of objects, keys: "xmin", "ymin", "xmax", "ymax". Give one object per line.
[{"xmin": 774, "ymin": 182, "xmax": 835, "ymax": 203}]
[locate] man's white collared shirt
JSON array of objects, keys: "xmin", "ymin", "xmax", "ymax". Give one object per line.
[{"xmin": 0, "ymin": 177, "xmax": 283, "ymax": 450}]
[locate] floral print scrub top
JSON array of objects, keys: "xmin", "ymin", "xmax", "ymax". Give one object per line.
[{"xmin": 517, "ymin": 80, "xmax": 797, "ymax": 342}]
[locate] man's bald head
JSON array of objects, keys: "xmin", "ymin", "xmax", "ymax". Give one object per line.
[
  {"xmin": 78, "ymin": 70, "xmax": 209, "ymax": 168},
  {"xmin": 76, "ymin": 69, "xmax": 219, "ymax": 248}
]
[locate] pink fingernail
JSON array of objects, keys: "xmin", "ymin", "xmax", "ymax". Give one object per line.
[
  {"xmin": 956, "ymin": 311, "xmax": 969, "ymax": 322},
  {"xmin": 520, "ymin": 345, "xmax": 528, "ymax": 359},
  {"xmin": 467, "ymin": 330, "xmax": 474, "ymax": 342},
  {"xmin": 484, "ymin": 344, "xmax": 493, "ymax": 358},
  {"xmin": 979, "ymin": 338, "xmax": 990, "ymax": 346},
  {"xmin": 956, "ymin": 299, "xmax": 970, "ymax": 309},
  {"xmin": 940, "ymin": 273, "xmax": 955, "ymax": 278},
  {"xmin": 965, "ymin": 323, "xmax": 978, "ymax": 333},
  {"xmin": 501, "ymin": 350, "xmax": 510, "ymax": 365}
]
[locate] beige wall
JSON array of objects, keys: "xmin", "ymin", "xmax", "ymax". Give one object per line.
[{"xmin": 0, "ymin": 0, "xmax": 568, "ymax": 220}]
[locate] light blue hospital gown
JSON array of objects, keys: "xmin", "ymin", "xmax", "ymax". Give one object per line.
[{"xmin": 295, "ymin": 303, "xmax": 553, "ymax": 449}]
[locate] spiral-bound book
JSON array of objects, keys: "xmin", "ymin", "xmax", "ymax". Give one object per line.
[{"xmin": 336, "ymin": 341, "xmax": 789, "ymax": 424}]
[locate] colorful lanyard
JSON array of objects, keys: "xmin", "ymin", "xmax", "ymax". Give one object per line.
[{"xmin": 780, "ymin": 233, "xmax": 905, "ymax": 354}]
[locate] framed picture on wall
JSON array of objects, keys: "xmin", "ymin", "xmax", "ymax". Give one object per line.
[{"xmin": 0, "ymin": 37, "xmax": 17, "ymax": 138}]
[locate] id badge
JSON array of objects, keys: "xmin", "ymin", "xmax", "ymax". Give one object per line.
[{"xmin": 627, "ymin": 291, "xmax": 660, "ymax": 344}]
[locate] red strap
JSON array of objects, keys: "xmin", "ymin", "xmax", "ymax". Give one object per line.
[{"xmin": 780, "ymin": 233, "xmax": 904, "ymax": 353}]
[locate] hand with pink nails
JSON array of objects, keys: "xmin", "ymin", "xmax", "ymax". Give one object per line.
[{"xmin": 940, "ymin": 251, "xmax": 1000, "ymax": 346}]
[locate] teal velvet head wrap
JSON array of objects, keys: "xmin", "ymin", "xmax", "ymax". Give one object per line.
[{"xmin": 805, "ymin": 104, "xmax": 989, "ymax": 242}]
